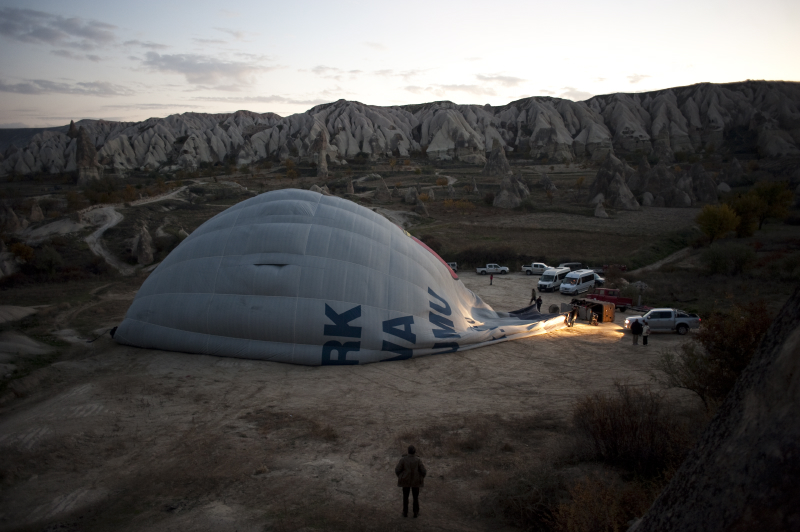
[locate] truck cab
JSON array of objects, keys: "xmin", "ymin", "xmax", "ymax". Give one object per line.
[{"xmin": 522, "ymin": 262, "xmax": 549, "ymax": 275}]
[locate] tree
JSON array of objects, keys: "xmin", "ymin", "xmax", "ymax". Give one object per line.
[
  {"xmin": 652, "ymin": 300, "xmax": 772, "ymax": 410},
  {"xmin": 389, "ymin": 157, "xmax": 397, "ymax": 172},
  {"xmin": 696, "ymin": 204, "xmax": 739, "ymax": 244},
  {"xmin": 751, "ymin": 181, "xmax": 793, "ymax": 229},
  {"xmin": 285, "ymin": 159, "xmax": 298, "ymax": 180},
  {"xmin": 726, "ymin": 193, "xmax": 762, "ymax": 237}
]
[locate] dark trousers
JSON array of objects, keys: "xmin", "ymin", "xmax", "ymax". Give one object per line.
[
  {"xmin": 643, "ymin": 335, "xmax": 648, "ymax": 346},
  {"xmin": 402, "ymin": 487, "xmax": 419, "ymax": 516}
]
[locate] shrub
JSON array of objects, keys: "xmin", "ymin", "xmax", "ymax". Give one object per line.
[
  {"xmin": 572, "ymin": 383, "xmax": 689, "ymax": 477},
  {"xmin": 484, "ymin": 463, "xmax": 565, "ymax": 530},
  {"xmin": 436, "ymin": 177, "xmax": 448, "ymax": 187},
  {"xmin": 726, "ymin": 193, "xmax": 762, "ymax": 237},
  {"xmin": 418, "ymin": 193, "xmax": 430, "ymax": 202},
  {"xmin": 10, "ymin": 242, "xmax": 35, "ymax": 263},
  {"xmin": 700, "ymin": 242, "xmax": 755, "ymax": 275},
  {"xmin": 653, "ymin": 300, "xmax": 772, "ymax": 410},
  {"xmin": 751, "ymin": 181, "xmax": 793, "ymax": 229}
]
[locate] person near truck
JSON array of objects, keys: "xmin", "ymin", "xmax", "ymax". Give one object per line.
[
  {"xmin": 631, "ymin": 319, "xmax": 643, "ymax": 345},
  {"xmin": 529, "ymin": 288, "xmax": 537, "ymax": 305},
  {"xmin": 490, "ymin": 273, "xmax": 493, "ymax": 285},
  {"xmin": 395, "ymin": 445, "xmax": 427, "ymax": 518},
  {"xmin": 642, "ymin": 321, "xmax": 651, "ymax": 346},
  {"xmin": 536, "ymin": 296, "xmax": 543, "ymax": 312}
]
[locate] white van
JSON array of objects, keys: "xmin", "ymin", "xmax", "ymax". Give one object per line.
[
  {"xmin": 559, "ymin": 269, "xmax": 596, "ymax": 295},
  {"xmin": 538, "ymin": 267, "xmax": 570, "ymax": 292}
]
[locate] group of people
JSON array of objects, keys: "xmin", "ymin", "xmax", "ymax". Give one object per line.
[
  {"xmin": 529, "ymin": 289, "xmax": 543, "ymax": 312},
  {"xmin": 629, "ymin": 319, "xmax": 651, "ymax": 345}
]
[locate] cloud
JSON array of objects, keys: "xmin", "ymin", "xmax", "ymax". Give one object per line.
[
  {"xmin": 476, "ymin": 74, "xmax": 525, "ymax": 87},
  {"xmin": 102, "ymin": 103, "xmax": 200, "ymax": 110},
  {"xmin": 214, "ymin": 27, "xmax": 247, "ymax": 41},
  {"xmin": 364, "ymin": 42, "xmax": 387, "ymax": 50},
  {"xmin": 51, "ymin": 49, "xmax": 103, "ymax": 61},
  {"xmin": 404, "ymin": 84, "xmax": 496, "ymax": 97},
  {"xmin": 559, "ymin": 87, "xmax": 593, "ymax": 101},
  {"xmin": 219, "ymin": 10, "xmax": 240, "ymax": 18},
  {"xmin": 194, "ymin": 94, "xmax": 329, "ymax": 106},
  {"xmin": 140, "ymin": 52, "xmax": 270, "ymax": 84},
  {"xmin": 0, "ymin": 7, "xmax": 116, "ymax": 50},
  {"xmin": 539, "ymin": 89, "xmax": 556, "ymax": 95},
  {"xmin": 193, "ymin": 38, "xmax": 227, "ymax": 45},
  {"xmin": 0, "ymin": 78, "xmax": 134, "ymax": 97},
  {"xmin": 627, "ymin": 74, "xmax": 650, "ymax": 84},
  {"xmin": 373, "ymin": 69, "xmax": 426, "ymax": 81},
  {"xmin": 123, "ymin": 39, "xmax": 169, "ymax": 50},
  {"xmin": 309, "ymin": 65, "xmax": 361, "ymax": 81},
  {"xmin": 595, "ymin": 77, "xmax": 606, "ymax": 82}
]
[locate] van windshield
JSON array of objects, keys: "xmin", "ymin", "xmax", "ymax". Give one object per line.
[
  {"xmin": 566, "ymin": 278, "xmax": 577, "ymax": 285},
  {"xmin": 541, "ymin": 275, "xmax": 554, "ymax": 282}
]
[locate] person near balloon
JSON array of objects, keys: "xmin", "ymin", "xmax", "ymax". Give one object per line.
[
  {"xmin": 536, "ymin": 296, "xmax": 543, "ymax": 312},
  {"xmin": 631, "ymin": 319, "xmax": 643, "ymax": 345},
  {"xmin": 529, "ymin": 288, "xmax": 537, "ymax": 305},
  {"xmin": 490, "ymin": 273, "xmax": 493, "ymax": 285},
  {"xmin": 642, "ymin": 321, "xmax": 651, "ymax": 346},
  {"xmin": 395, "ymin": 445, "xmax": 427, "ymax": 518}
]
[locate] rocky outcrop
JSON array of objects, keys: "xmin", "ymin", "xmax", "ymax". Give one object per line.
[
  {"xmin": 131, "ymin": 224, "xmax": 154, "ymax": 265},
  {"xmin": 636, "ymin": 288, "xmax": 800, "ymax": 532},
  {"xmin": 482, "ymin": 139, "xmax": 512, "ymax": 176},
  {"xmin": 29, "ymin": 202, "xmax": 44, "ymax": 223},
  {"xmin": 403, "ymin": 187, "xmax": 419, "ymax": 204},
  {"xmin": 373, "ymin": 178, "xmax": 392, "ymax": 203},
  {"xmin": 689, "ymin": 163, "xmax": 718, "ymax": 204},
  {"xmin": 420, "ymin": 187, "xmax": 435, "ymax": 201},
  {"xmin": 414, "ymin": 200, "xmax": 429, "ymax": 217},
  {"xmin": 3, "ymin": 82, "xmax": 800, "ymax": 178},
  {"xmin": 588, "ymin": 154, "xmax": 639, "ymax": 210},
  {"xmin": 310, "ymin": 126, "xmax": 330, "ymax": 178},
  {"xmin": 346, "ymin": 180, "xmax": 354, "ymax": 195},
  {"xmin": 76, "ymin": 126, "xmax": 103, "ymax": 186},
  {"xmin": 493, "ymin": 175, "xmax": 529, "ymax": 209},
  {"xmin": 1, "ymin": 205, "xmax": 22, "ymax": 233},
  {"xmin": 540, "ymin": 173, "xmax": 557, "ymax": 192},
  {"xmin": 594, "ymin": 202, "xmax": 609, "ymax": 218}
]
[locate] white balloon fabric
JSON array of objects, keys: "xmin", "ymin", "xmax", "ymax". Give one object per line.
[{"xmin": 114, "ymin": 189, "xmax": 566, "ymax": 365}]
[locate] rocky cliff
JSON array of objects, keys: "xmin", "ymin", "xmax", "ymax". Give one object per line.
[{"xmin": 1, "ymin": 81, "xmax": 798, "ymax": 178}]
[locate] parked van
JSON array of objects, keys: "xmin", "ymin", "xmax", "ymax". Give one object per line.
[
  {"xmin": 558, "ymin": 262, "xmax": 586, "ymax": 272},
  {"xmin": 559, "ymin": 269, "xmax": 596, "ymax": 295},
  {"xmin": 447, "ymin": 262, "xmax": 458, "ymax": 273},
  {"xmin": 538, "ymin": 267, "xmax": 570, "ymax": 292}
]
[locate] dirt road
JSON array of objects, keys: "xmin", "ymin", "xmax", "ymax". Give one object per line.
[{"xmin": 0, "ymin": 274, "xmax": 692, "ymax": 531}]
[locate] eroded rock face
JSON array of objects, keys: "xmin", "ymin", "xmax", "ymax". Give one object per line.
[
  {"xmin": 30, "ymin": 202, "xmax": 44, "ymax": 223},
  {"xmin": 76, "ymin": 126, "xmax": 103, "ymax": 186},
  {"xmin": 3, "ymin": 81, "xmax": 799, "ymax": 178},
  {"xmin": 636, "ymin": 288, "xmax": 800, "ymax": 532},
  {"xmin": 346, "ymin": 180, "xmax": 355, "ymax": 195},
  {"xmin": 493, "ymin": 175, "xmax": 528, "ymax": 209},
  {"xmin": 404, "ymin": 187, "xmax": 419, "ymax": 204},
  {"xmin": 132, "ymin": 224, "xmax": 154, "ymax": 265},
  {"xmin": 373, "ymin": 178, "xmax": 392, "ymax": 203},
  {"xmin": 594, "ymin": 202, "xmax": 609, "ymax": 218},
  {"xmin": 1, "ymin": 205, "xmax": 22, "ymax": 233},
  {"xmin": 482, "ymin": 139, "xmax": 512, "ymax": 176},
  {"xmin": 414, "ymin": 200, "xmax": 429, "ymax": 216},
  {"xmin": 588, "ymin": 154, "xmax": 639, "ymax": 210}
]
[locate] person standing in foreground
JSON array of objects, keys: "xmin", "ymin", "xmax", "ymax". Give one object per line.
[
  {"xmin": 489, "ymin": 273, "xmax": 494, "ymax": 285},
  {"xmin": 529, "ymin": 288, "xmax": 537, "ymax": 305},
  {"xmin": 536, "ymin": 296, "xmax": 543, "ymax": 312},
  {"xmin": 631, "ymin": 319, "xmax": 643, "ymax": 345},
  {"xmin": 642, "ymin": 320, "xmax": 651, "ymax": 346},
  {"xmin": 395, "ymin": 445, "xmax": 427, "ymax": 518}
]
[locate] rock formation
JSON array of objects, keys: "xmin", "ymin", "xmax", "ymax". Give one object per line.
[
  {"xmin": 414, "ymin": 199, "xmax": 429, "ymax": 217},
  {"xmin": 76, "ymin": 126, "xmax": 103, "ymax": 186},
  {"xmin": 30, "ymin": 202, "xmax": 44, "ymax": 223},
  {"xmin": 482, "ymin": 139, "xmax": 512, "ymax": 176},
  {"xmin": 540, "ymin": 173, "xmax": 557, "ymax": 192},
  {"xmin": 420, "ymin": 187, "xmax": 435, "ymax": 201},
  {"xmin": 1, "ymin": 205, "xmax": 22, "ymax": 233},
  {"xmin": 594, "ymin": 202, "xmax": 609, "ymax": 218},
  {"xmin": 132, "ymin": 223, "xmax": 154, "ymax": 265},
  {"xmin": 587, "ymin": 154, "xmax": 639, "ymax": 210},
  {"xmin": 3, "ymin": 82, "xmax": 800, "ymax": 179},
  {"xmin": 472, "ymin": 177, "xmax": 479, "ymax": 195},
  {"xmin": 446, "ymin": 184, "xmax": 456, "ymax": 198},
  {"xmin": 635, "ymin": 288, "xmax": 800, "ymax": 532},
  {"xmin": 373, "ymin": 178, "xmax": 392, "ymax": 203},
  {"xmin": 493, "ymin": 175, "xmax": 528, "ymax": 209},
  {"xmin": 310, "ymin": 124, "xmax": 330, "ymax": 178},
  {"xmin": 404, "ymin": 187, "xmax": 419, "ymax": 204},
  {"xmin": 346, "ymin": 180, "xmax": 354, "ymax": 195}
]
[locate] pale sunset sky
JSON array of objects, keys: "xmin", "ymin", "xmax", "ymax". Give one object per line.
[{"xmin": 1, "ymin": 0, "xmax": 798, "ymax": 127}]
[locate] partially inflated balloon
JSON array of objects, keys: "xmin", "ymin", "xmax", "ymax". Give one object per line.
[{"xmin": 115, "ymin": 189, "xmax": 564, "ymax": 364}]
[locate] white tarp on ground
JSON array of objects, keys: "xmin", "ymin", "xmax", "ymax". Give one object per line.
[{"xmin": 114, "ymin": 189, "xmax": 565, "ymax": 365}]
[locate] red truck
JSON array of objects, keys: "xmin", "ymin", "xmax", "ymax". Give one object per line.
[{"xmin": 587, "ymin": 287, "xmax": 634, "ymax": 312}]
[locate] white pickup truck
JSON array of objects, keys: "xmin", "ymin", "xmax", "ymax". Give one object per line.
[
  {"xmin": 476, "ymin": 263, "xmax": 509, "ymax": 275},
  {"xmin": 522, "ymin": 262, "xmax": 550, "ymax": 275},
  {"xmin": 624, "ymin": 308, "xmax": 701, "ymax": 335}
]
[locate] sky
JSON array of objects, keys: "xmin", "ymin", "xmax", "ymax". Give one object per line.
[{"xmin": 0, "ymin": 0, "xmax": 798, "ymax": 128}]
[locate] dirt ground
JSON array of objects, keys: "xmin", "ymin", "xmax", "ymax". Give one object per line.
[{"xmin": 0, "ymin": 273, "xmax": 695, "ymax": 532}]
